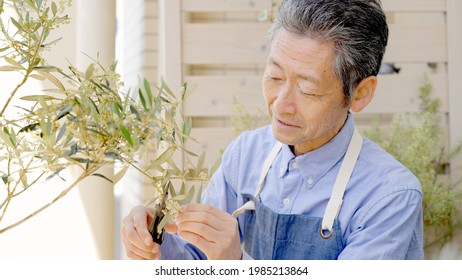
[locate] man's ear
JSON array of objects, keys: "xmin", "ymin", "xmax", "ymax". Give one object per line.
[{"xmin": 350, "ymin": 76, "xmax": 377, "ymax": 113}]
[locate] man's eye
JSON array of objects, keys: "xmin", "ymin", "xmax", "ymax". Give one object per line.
[
  {"xmin": 299, "ymin": 87, "xmax": 317, "ymax": 96},
  {"xmin": 266, "ymin": 75, "xmax": 282, "ymax": 81}
]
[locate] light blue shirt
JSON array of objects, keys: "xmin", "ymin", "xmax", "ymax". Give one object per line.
[{"xmin": 160, "ymin": 115, "xmax": 424, "ymax": 259}]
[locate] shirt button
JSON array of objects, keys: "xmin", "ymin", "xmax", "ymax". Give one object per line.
[
  {"xmin": 279, "ymin": 168, "xmax": 285, "ymax": 175},
  {"xmin": 283, "ymin": 198, "xmax": 290, "ymax": 206},
  {"xmin": 291, "ymin": 162, "xmax": 299, "ymax": 169},
  {"xmin": 307, "ymin": 177, "xmax": 314, "ymax": 185}
]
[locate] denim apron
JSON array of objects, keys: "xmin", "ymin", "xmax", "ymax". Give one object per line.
[{"xmin": 232, "ymin": 128, "xmax": 363, "ymax": 259}]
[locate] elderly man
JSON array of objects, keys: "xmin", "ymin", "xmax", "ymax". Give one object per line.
[{"xmin": 121, "ymin": 0, "xmax": 423, "ymax": 260}]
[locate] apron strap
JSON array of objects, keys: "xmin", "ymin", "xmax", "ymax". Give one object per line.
[
  {"xmin": 321, "ymin": 128, "xmax": 363, "ymax": 238},
  {"xmin": 232, "ymin": 141, "xmax": 283, "ymax": 218}
]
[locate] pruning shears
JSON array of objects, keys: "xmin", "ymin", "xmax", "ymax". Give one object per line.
[{"xmin": 148, "ymin": 183, "xmax": 169, "ymax": 245}]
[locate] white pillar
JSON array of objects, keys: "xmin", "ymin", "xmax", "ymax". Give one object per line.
[{"xmin": 76, "ymin": 0, "xmax": 116, "ymax": 259}]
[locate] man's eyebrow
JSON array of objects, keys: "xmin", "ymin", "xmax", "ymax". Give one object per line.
[{"xmin": 267, "ymin": 56, "xmax": 319, "ymax": 84}]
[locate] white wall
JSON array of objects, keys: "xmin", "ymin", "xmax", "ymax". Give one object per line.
[{"xmin": 0, "ymin": 1, "xmax": 117, "ymax": 259}]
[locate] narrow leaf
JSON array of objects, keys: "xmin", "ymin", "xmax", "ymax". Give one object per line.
[
  {"xmin": 196, "ymin": 151, "xmax": 205, "ymax": 173},
  {"xmin": 4, "ymin": 57, "xmax": 23, "ymax": 69},
  {"xmin": 143, "ymin": 78, "xmax": 153, "ymax": 108},
  {"xmin": 113, "ymin": 165, "xmax": 129, "ymax": 185},
  {"xmin": 20, "ymin": 95, "xmax": 59, "ymax": 101},
  {"xmin": 36, "ymin": 70, "xmax": 66, "ymax": 91},
  {"xmin": 51, "ymin": 2, "xmax": 57, "ymax": 16},
  {"xmin": 19, "ymin": 169, "xmax": 28, "ymax": 187},
  {"xmin": 85, "ymin": 63, "xmax": 95, "ymax": 80},
  {"xmin": 56, "ymin": 123, "xmax": 66, "ymax": 143},
  {"xmin": 1, "ymin": 174, "xmax": 8, "ymax": 185},
  {"xmin": 91, "ymin": 173, "xmax": 113, "ymax": 183},
  {"xmin": 174, "ymin": 185, "xmax": 195, "ymax": 205},
  {"xmin": 157, "ymin": 211, "xmax": 172, "ymax": 234},
  {"xmin": 147, "ymin": 147, "xmax": 175, "ymax": 169},
  {"xmin": 29, "ymin": 74, "xmax": 46, "ymax": 80},
  {"xmin": 120, "ymin": 124, "xmax": 133, "ymax": 146},
  {"xmin": 0, "ymin": 65, "xmax": 21, "ymax": 71}
]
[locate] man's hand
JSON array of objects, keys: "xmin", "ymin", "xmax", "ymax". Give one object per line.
[
  {"xmin": 121, "ymin": 206, "xmax": 161, "ymax": 260},
  {"xmin": 170, "ymin": 203, "xmax": 242, "ymax": 260}
]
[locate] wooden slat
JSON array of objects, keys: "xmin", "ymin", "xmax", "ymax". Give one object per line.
[
  {"xmin": 364, "ymin": 74, "xmax": 448, "ymax": 114},
  {"xmin": 182, "ymin": 23, "xmax": 271, "ymax": 64},
  {"xmin": 382, "ymin": 0, "xmax": 446, "ymax": 12},
  {"xmin": 182, "ymin": 74, "xmax": 447, "ymax": 117},
  {"xmin": 183, "ymin": 75, "xmax": 265, "ymax": 117},
  {"xmin": 187, "ymin": 128, "xmax": 234, "ymax": 166},
  {"xmin": 383, "ymin": 25, "xmax": 447, "ymax": 63},
  {"xmin": 181, "ymin": 0, "xmax": 446, "ymax": 13},
  {"xmin": 181, "ymin": 0, "xmax": 274, "ymax": 12},
  {"xmin": 446, "ymin": 0, "xmax": 462, "ymax": 178},
  {"xmin": 183, "ymin": 23, "xmax": 446, "ymax": 65}
]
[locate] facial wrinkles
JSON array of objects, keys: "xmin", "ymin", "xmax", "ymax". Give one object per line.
[{"xmin": 264, "ymin": 30, "xmax": 348, "ymax": 155}]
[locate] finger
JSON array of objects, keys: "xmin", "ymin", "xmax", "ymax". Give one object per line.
[
  {"xmin": 121, "ymin": 224, "xmax": 160, "ymax": 259},
  {"xmin": 177, "ymin": 228, "xmax": 214, "ymax": 255},
  {"xmin": 177, "ymin": 212, "xmax": 223, "ymax": 233},
  {"xmin": 131, "ymin": 206, "xmax": 156, "ymax": 246},
  {"xmin": 164, "ymin": 222, "xmax": 178, "ymax": 234},
  {"xmin": 177, "ymin": 220, "xmax": 218, "ymax": 243},
  {"xmin": 182, "ymin": 203, "xmax": 232, "ymax": 221}
]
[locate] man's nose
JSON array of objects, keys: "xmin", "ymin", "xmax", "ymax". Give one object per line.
[{"xmin": 273, "ymin": 83, "xmax": 296, "ymax": 115}]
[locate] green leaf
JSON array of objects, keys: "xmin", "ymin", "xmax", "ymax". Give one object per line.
[
  {"xmin": 51, "ymin": 2, "xmax": 58, "ymax": 16},
  {"xmin": 113, "ymin": 166, "xmax": 129, "ymax": 185},
  {"xmin": 0, "ymin": 46, "xmax": 9, "ymax": 53},
  {"xmin": 169, "ymin": 181, "xmax": 177, "ymax": 198},
  {"xmin": 157, "ymin": 211, "xmax": 172, "ymax": 234},
  {"xmin": 111, "ymin": 102, "xmax": 122, "ymax": 118},
  {"xmin": 85, "ymin": 63, "xmax": 95, "ymax": 80},
  {"xmin": 19, "ymin": 169, "xmax": 27, "ymax": 187},
  {"xmin": 10, "ymin": 17, "xmax": 22, "ymax": 31},
  {"xmin": 184, "ymin": 149, "xmax": 199, "ymax": 157},
  {"xmin": 129, "ymin": 105, "xmax": 141, "ymax": 121},
  {"xmin": 0, "ymin": 65, "xmax": 21, "ymax": 71},
  {"xmin": 160, "ymin": 77, "xmax": 176, "ymax": 99},
  {"xmin": 138, "ymin": 87, "xmax": 147, "ymax": 110},
  {"xmin": 20, "ymin": 95, "xmax": 59, "ymax": 102},
  {"xmin": 173, "ymin": 185, "xmax": 195, "ymax": 205},
  {"xmin": 36, "ymin": 70, "xmax": 66, "ymax": 91},
  {"xmin": 2, "ymin": 127, "xmax": 16, "ymax": 148},
  {"xmin": 0, "ymin": 128, "xmax": 15, "ymax": 148},
  {"xmin": 29, "ymin": 74, "xmax": 46, "ymax": 81},
  {"xmin": 209, "ymin": 155, "xmax": 222, "ymax": 176},
  {"xmin": 196, "ymin": 151, "xmax": 205, "ymax": 173},
  {"xmin": 1, "ymin": 174, "xmax": 8, "ymax": 185},
  {"xmin": 91, "ymin": 173, "xmax": 113, "ymax": 183},
  {"xmin": 147, "ymin": 147, "xmax": 175, "ymax": 170},
  {"xmin": 57, "ymin": 104, "xmax": 74, "ymax": 119},
  {"xmin": 18, "ymin": 122, "xmax": 40, "ymax": 133},
  {"xmin": 56, "ymin": 123, "xmax": 66, "ymax": 143},
  {"xmin": 143, "ymin": 78, "xmax": 153, "ymax": 108},
  {"xmin": 5, "ymin": 57, "xmax": 24, "ymax": 69},
  {"xmin": 120, "ymin": 124, "xmax": 133, "ymax": 146},
  {"xmin": 0, "ymin": 0, "xmax": 4, "ymax": 13}
]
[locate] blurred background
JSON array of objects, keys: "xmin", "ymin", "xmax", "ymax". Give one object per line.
[{"xmin": 0, "ymin": 0, "xmax": 461, "ymax": 259}]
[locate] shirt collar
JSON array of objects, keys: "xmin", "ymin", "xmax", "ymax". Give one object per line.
[{"xmin": 276, "ymin": 114, "xmax": 356, "ymax": 184}]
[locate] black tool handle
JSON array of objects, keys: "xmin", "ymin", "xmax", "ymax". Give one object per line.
[{"xmin": 148, "ymin": 206, "xmax": 165, "ymax": 245}]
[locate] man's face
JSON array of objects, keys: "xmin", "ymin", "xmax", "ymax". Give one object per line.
[{"xmin": 263, "ymin": 29, "xmax": 349, "ymax": 156}]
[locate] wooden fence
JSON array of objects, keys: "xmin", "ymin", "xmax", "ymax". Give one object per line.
[{"xmin": 157, "ymin": 0, "xmax": 462, "ymax": 179}]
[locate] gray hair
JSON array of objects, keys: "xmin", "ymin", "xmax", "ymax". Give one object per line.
[{"xmin": 271, "ymin": 0, "xmax": 388, "ymax": 104}]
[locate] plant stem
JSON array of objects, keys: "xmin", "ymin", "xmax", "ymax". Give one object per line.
[
  {"xmin": 0, "ymin": 169, "xmax": 90, "ymax": 234},
  {"xmin": 0, "ymin": 12, "xmax": 48, "ymax": 117}
]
